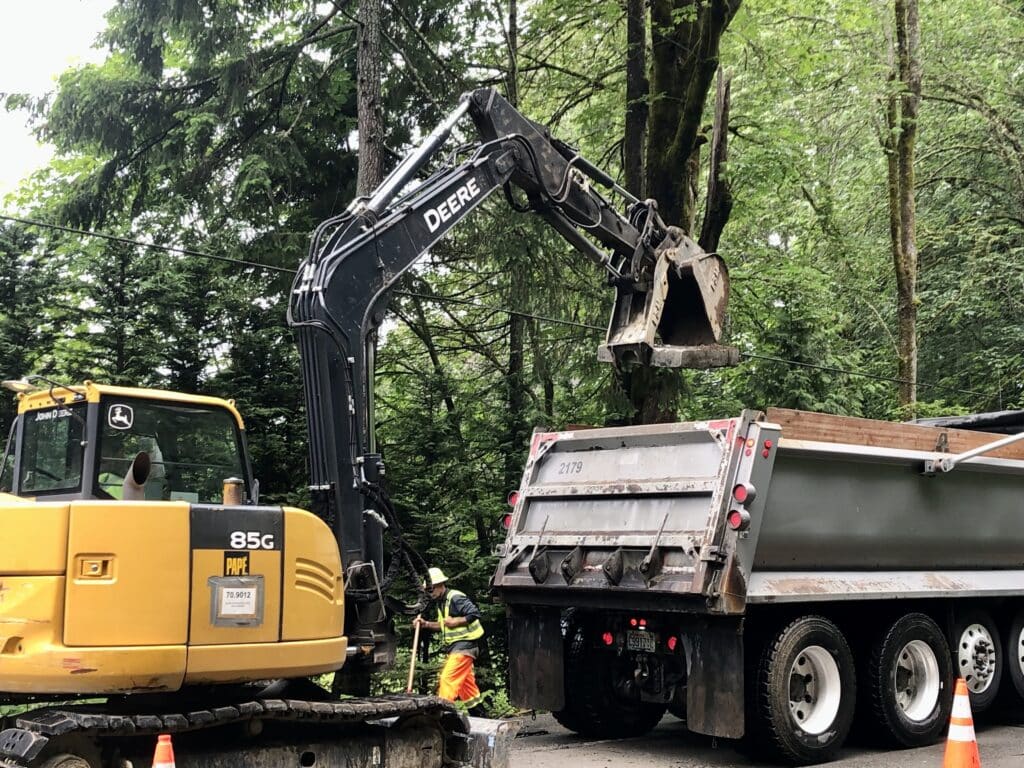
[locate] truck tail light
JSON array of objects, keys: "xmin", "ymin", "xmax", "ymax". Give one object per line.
[
  {"xmin": 732, "ymin": 482, "xmax": 755, "ymax": 504},
  {"xmin": 507, "ymin": 490, "xmax": 520, "ymax": 506},
  {"xmin": 667, "ymin": 636, "xmax": 678, "ymax": 651},
  {"xmin": 601, "ymin": 631, "xmax": 614, "ymax": 646},
  {"xmin": 727, "ymin": 509, "xmax": 751, "ymax": 531},
  {"xmin": 501, "ymin": 513, "xmax": 513, "ymax": 530}
]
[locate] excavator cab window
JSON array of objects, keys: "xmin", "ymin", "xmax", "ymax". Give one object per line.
[
  {"xmin": 95, "ymin": 397, "xmax": 247, "ymax": 503},
  {"xmin": 19, "ymin": 403, "xmax": 86, "ymax": 495}
]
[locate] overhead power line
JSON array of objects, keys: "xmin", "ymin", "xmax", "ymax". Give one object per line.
[
  {"xmin": 0, "ymin": 212, "xmax": 996, "ymax": 400},
  {"xmin": 0, "ymin": 214, "xmax": 296, "ymax": 275},
  {"xmin": 395, "ymin": 290, "xmax": 607, "ymax": 332}
]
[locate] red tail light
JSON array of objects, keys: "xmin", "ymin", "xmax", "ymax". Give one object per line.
[
  {"xmin": 601, "ymin": 631, "xmax": 614, "ymax": 646},
  {"xmin": 507, "ymin": 490, "xmax": 520, "ymax": 507},
  {"xmin": 629, "ymin": 617, "xmax": 638, "ymax": 627},
  {"xmin": 727, "ymin": 509, "xmax": 751, "ymax": 531},
  {"xmin": 638, "ymin": 618, "xmax": 647, "ymax": 628},
  {"xmin": 732, "ymin": 482, "xmax": 755, "ymax": 504},
  {"xmin": 501, "ymin": 513, "xmax": 513, "ymax": 530},
  {"xmin": 667, "ymin": 636, "xmax": 678, "ymax": 651}
]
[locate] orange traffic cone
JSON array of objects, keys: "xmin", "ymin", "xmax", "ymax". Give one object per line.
[
  {"xmin": 943, "ymin": 678, "xmax": 981, "ymax": 768},
  {"xmin": 152, "ymin": 733, "xmax": 176, "ymax": 768}
]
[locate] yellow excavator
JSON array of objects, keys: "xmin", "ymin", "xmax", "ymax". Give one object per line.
[{"xmin": 0, "ymin": 89, "xmax": 732, "ymax": 768}]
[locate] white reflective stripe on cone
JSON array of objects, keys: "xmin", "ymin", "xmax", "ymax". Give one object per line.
[
  {"xmin": 947, "ymin": 723, "xmax": 976, "ymax": 743},
  {"xmin": 951, "ymin": 695, "xmax": 973, "ymax": 719}
]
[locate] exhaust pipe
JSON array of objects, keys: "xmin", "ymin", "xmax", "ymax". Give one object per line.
[{"xmin": 122, "ymin": 451, "xmax": 151, "ymax": 501}]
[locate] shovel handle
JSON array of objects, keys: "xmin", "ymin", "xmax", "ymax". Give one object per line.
[{"xmin": 406, "ymin": 618, "xmax": 422, "ymax": 693}]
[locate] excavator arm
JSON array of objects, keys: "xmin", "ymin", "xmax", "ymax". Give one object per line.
[{"xmin": 287, "ymin": 88, "xmax": 735, "ymax": 676}]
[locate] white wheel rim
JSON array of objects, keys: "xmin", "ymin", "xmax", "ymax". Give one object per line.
[
  {"xmin": 788, "ymin": 645, "xmax": 842, "ymax": 735},
  {"xmin": 958, "ymin": 623, "xmax": 996, "ymax": 694},
  {"xmin": 893, "ymin": 639, "xmax": 941, "ymax": 722},
  {"xmin": 1016, "ymin": 624, "xmax": 1024, "ymax": 680}
]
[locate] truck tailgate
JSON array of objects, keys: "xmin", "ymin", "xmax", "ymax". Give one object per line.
[{"xmin": 492, "ymin": 411, "xmax": 779, "ymax": 613}]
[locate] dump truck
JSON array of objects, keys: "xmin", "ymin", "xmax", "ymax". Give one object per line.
[
  {"xmin": 493, "ymin": 407, "xmax": 1024, "ymax": 763},
  {"xmin": 0, "ymin": 88, "xmax": 731, "ymax": 767}
]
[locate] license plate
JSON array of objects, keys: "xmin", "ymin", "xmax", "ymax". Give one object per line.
[{"xmin": 626, "ymin": 630, "xmax": 656, "ymax": 652}]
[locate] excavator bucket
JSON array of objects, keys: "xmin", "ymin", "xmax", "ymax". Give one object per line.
[{"xmin": 598, "ymin": 235, "xmax": 738, "ymax": 369}]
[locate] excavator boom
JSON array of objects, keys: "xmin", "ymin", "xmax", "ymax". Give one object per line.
[{"xmin": 288, "ymin": 87, "xmax": 736, "ymax": 678}]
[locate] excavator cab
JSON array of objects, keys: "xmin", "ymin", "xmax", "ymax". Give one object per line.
[{"xmin": 1, "ymin": 380, "xmax": 255, "ymax": 504}]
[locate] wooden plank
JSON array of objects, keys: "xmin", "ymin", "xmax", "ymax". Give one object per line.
[{"xmin": 766, "ymin": 407, "xmax": 1024, "ymax": 462}]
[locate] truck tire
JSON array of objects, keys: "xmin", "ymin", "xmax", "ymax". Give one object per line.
[
  {"xmin": 950, "ymin": 609, "xmax": 1002, "ymax": 713},
  {"xmin": 39, "ymin": 756, "xmax": 94, "ymax": 768},
  {"xmin": 862, "ymin": 613, "xmax": 953, "ymax": 747},
  {"xmin": 552, "ymin": 620, "xmax": 666, "ymax": 738},
  {"xmin": 1001, "ymin": 607, "xmax": 1024, "ymax": 702},
  {"xmin": 753, "ymin": 615, "xmax": 855, "ymax": 764}
]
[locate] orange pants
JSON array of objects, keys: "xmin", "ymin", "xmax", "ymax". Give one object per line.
[{"xmin": 437, "ymin": 652, "xmax": 481, "ymax": 707}]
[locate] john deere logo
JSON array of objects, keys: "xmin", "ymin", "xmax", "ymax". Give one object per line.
[{"xmin": 108, "ymin": 405, "xmax": 134, "ymax": 430}]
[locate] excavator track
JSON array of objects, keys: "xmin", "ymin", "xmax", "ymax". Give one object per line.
[{"xmin": 0, "ymin": 694, "xmax": 467, "ymax": 768}]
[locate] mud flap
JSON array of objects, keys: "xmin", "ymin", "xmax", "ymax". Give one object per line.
[
  {"xmin": 686, "ymin": 617, "xmax": 745, "ymax": 739},
  {"xmin": 507, "ymin": 606, "xmax": 564, "ymax": 711}
]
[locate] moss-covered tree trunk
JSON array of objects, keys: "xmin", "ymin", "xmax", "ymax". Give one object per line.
[
  {"xmin": 645, "ymin": 0, "xmax": 741, "ymax": 229},
  {"xmin": 885, "ymin": 0, "xmax": 921, "ymax": 413},
  {"xmin": 620, "ymin": 0, "xmax": 740, "ymax": 423},
  {"xmin": 624, "ymin": 0, "xmax": 648, "ymax": 198}
]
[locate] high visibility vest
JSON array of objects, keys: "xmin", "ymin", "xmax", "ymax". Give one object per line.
[{"xmin": 436, "ymin": 589, "xmax": 484, "ymax": 646}]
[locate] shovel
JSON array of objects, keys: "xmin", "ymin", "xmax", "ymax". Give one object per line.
[{"xmin": 406, "ymin": 617, "xmax": 422, "ymax": 694}]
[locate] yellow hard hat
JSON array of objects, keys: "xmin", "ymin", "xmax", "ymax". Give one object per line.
[{"xmin": 424, "ymin": 567, "xmax": 448, "ymax": 588}]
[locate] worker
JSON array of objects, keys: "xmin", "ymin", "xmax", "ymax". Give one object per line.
[{"xmin": 413, "ymin": 567, "xmax": 486, "ymax": 715}]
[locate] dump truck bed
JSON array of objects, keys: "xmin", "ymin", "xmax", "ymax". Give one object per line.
[{"xmin": 492, "ymin": 408, "xmax": 1024, "ymax": 615}]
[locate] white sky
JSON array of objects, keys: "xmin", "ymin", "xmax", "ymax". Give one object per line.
[{"xmin": 0, "ymin": 1, "xmax": 114, "ymax": 199}]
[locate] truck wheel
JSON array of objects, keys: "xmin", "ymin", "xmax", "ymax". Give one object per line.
[
  {"xmin": 862, "ymin": 613, "xmax": 953, "ymax": 747},
  {"xmin": 1001, "ymin": 608, "xmax": 1024, "ymax": 702},
  {"xmin": 552, "ymin": 621, "xmax": 666, "ymax": 738},
  {"xmin": 39, "ymin": 756, "xmax": 94, "ymax": 768},
  {"xmin": 754, "ymin": 615, "xmax": 855, "ymax": 764},
  {"xmin": 550, "ymin": 620, "xmax": 590, "ymax": 734},
  {"xmin": 950, "ymin": 609, "xmax": 1002, "ymax": 713}
]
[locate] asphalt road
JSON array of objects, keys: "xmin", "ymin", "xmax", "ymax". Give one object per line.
[{"xmin": 509, "ymin": 712, "xmax": 1024, "ymax": 767}]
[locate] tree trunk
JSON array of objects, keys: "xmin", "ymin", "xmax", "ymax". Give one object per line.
[
  {"xmin": 886, "ymin": 0, "xmax": 921, "ymax": 413},
  {"xmin": 505, "ymin": 0, "xmax": 519, "ymax": 109},
  {"xmin": 356, "ymin": 0, "xmax": 383, "ymax": 196},
  {"xmin": 620, "ymin": 0, "xmax": 739, "ymax": 424},
  {"xmin": 503, "ymin": 0, "xmax": 531, "ymax": 494},
  {"xmin": 623, "ymin": 0, "xmax": 648, "ymax": 198},
  {"xmin": 645, "ymin": 0, "xmax": 741, "ymax": 227},
  {"xmin": 698, "ymin": 67, "xmax": 733, "ymax": 255}
]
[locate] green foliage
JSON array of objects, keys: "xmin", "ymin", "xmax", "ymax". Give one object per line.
[{"xmin": 4, "ymin": 0, "xmax": 1024, "ymax": 703}]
